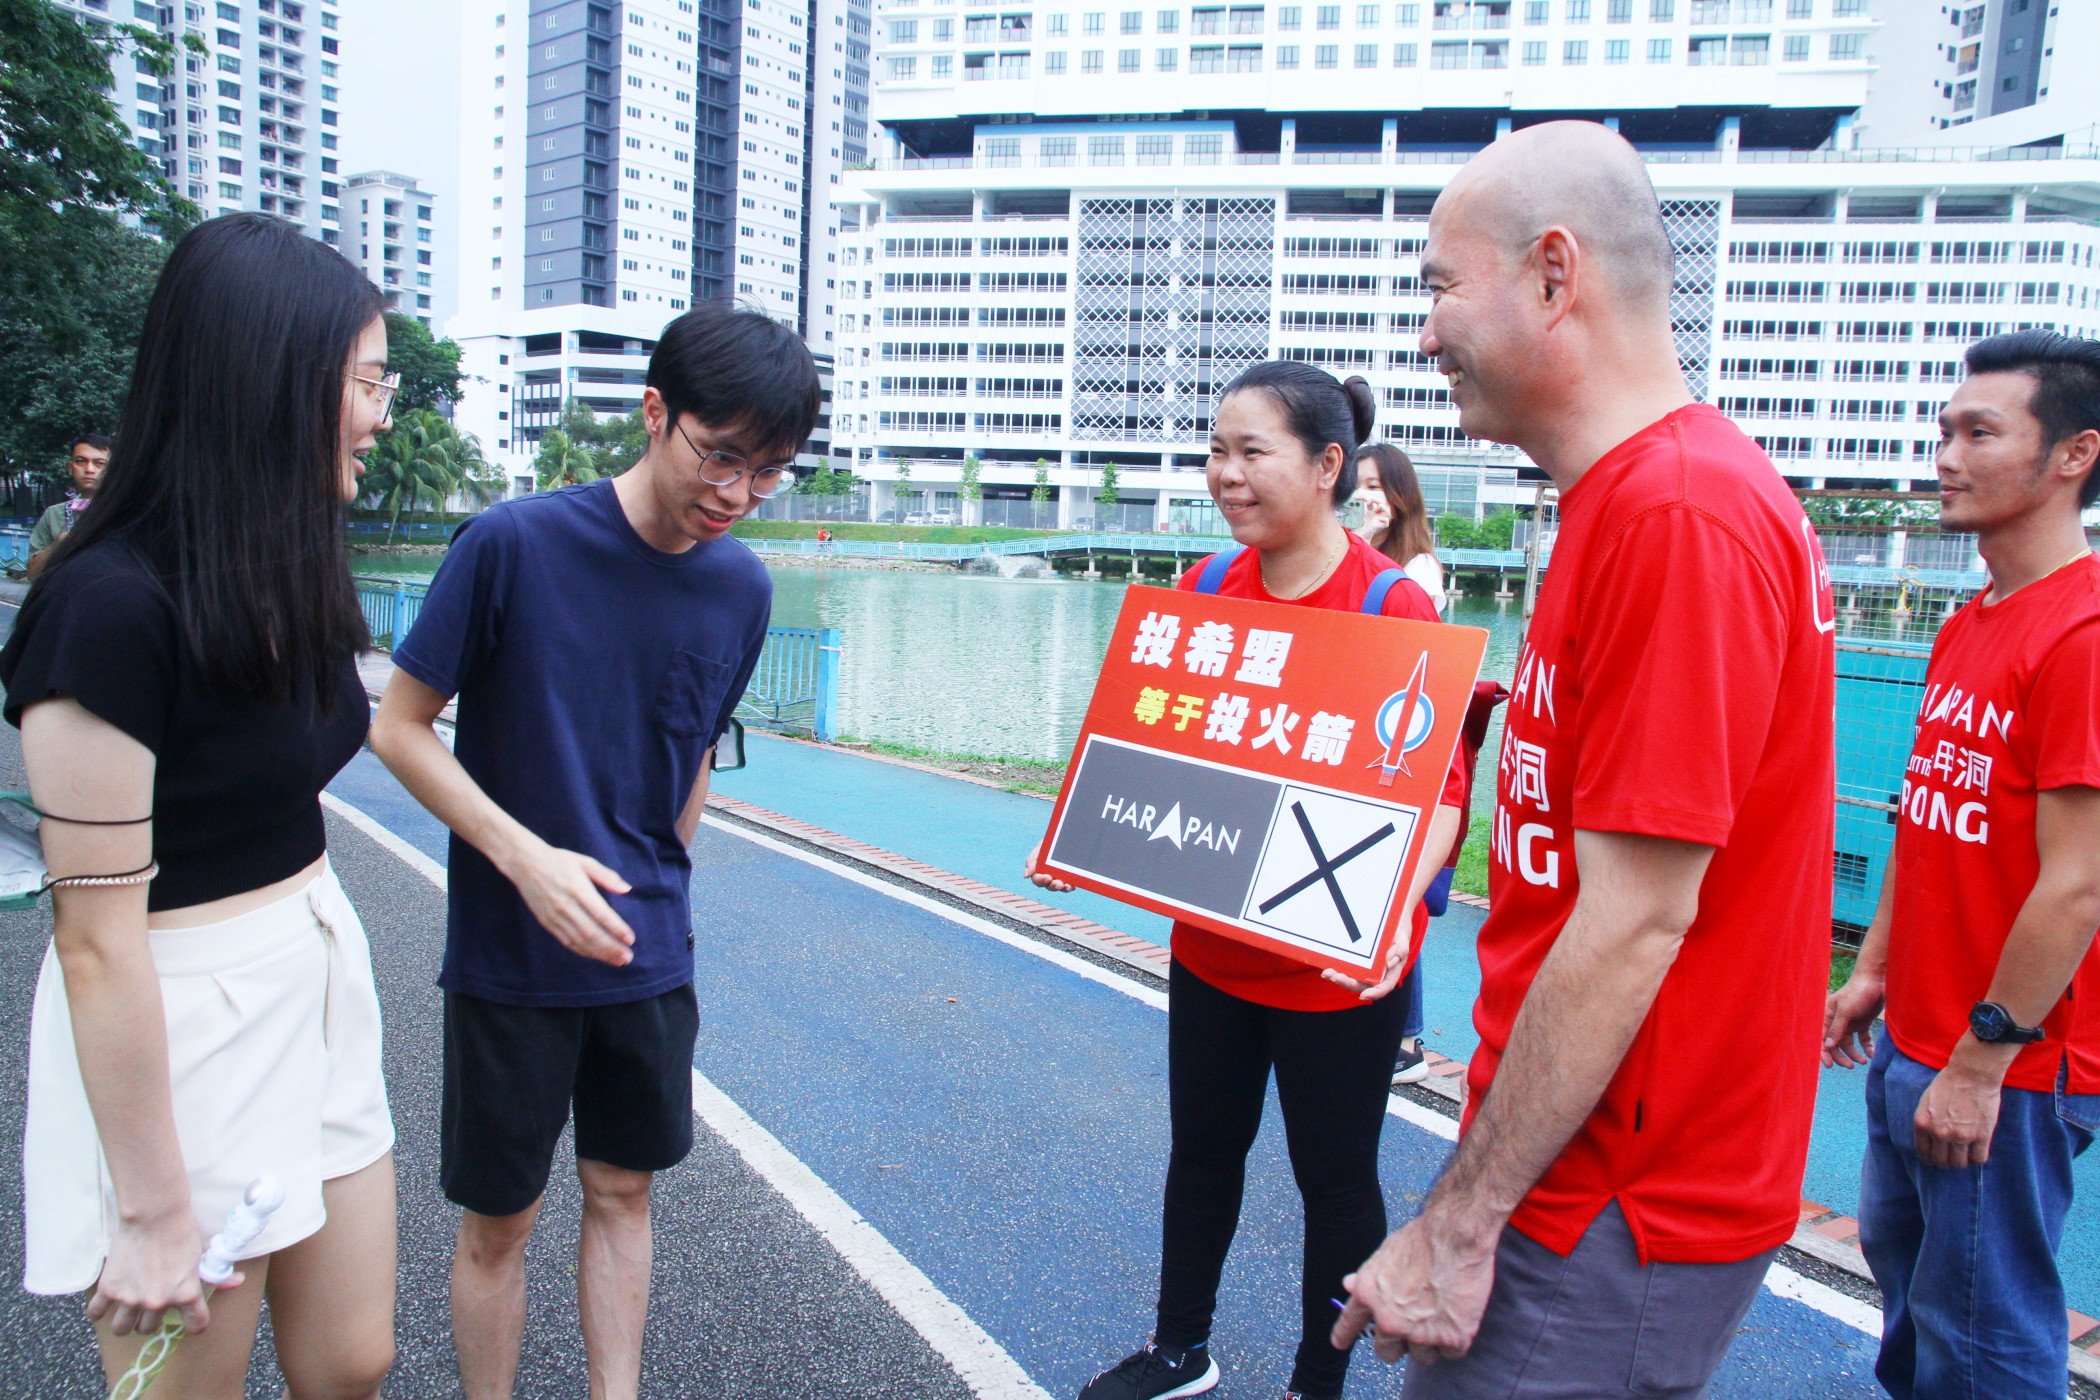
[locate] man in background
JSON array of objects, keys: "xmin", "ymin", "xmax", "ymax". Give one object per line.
[
  {"xmin": 26, "ymin": 434, "xmax": 109, "ymax": 579},
  {"xmin": 1826, "ymin": 330, "xmax": 2100, "ymax": 1399}
]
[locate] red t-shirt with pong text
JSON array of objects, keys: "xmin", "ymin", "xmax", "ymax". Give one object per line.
[
  {"xmin": 1171, "ymin": 531, "xmax": 1468, "ymax": 1012},
  {"xmin": 1466, "ymin": 404, "xmax": 1836, "ymax": 1265},
  {"xmin": 1885, "ymin": 551, "xmax": 2100, "ymax": 1093}
]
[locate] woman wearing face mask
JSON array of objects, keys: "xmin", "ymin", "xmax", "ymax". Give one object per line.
[
  {"xmin": 1041, "ymin": 362, "xmax": 1464, "ymax": 1400},
  {"xmin": 1, "ymin": 214, "xmax": 398, "ymax": 1399},
  {"xmin": 1352, "ymin": 442, "xmax": 1446, "ymax": 616},
  {"xmin": 1348, "ymin": 442, "xmax": 1447, "ymax": 1087}
]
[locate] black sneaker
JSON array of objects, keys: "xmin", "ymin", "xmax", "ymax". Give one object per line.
[
  {"xmin": 1391, "ymin": 1036, "xmax": 1429, "ymax": 1087},
  {"xmin": 1076, "ymin": 1339, "xmax": 1221, "ymax": 1400},
  {"xmin": 1283, "ymin": 1391, "xmax": 1342, "ymax": 1400}
]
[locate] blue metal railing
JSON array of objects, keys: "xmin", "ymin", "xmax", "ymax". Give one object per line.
[
  {"xmin": 738, "ymin": 626, "xmax": 841, "ymax": 742},
  {"xmin": 0, "ymin": 528, "xmax": 31, "ymax": 572},
  {"xmin": 354, "ymin": 577, "xmax": 428, "ymax": 649},
  {"xmin": 350, "ymin": 576, "xmax": 840, "ymax": 741}
]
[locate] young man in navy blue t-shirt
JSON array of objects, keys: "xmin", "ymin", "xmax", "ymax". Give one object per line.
[{"xmin": 372, "ymin": 303, "xmax": 819, "ymax": 1399}]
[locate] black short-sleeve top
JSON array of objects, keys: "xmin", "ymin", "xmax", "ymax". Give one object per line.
[{"xmin": 0, "ymin": 538, "xmax": 368, "ymax": 911}]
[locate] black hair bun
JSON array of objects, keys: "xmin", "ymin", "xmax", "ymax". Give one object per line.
[{"xmin": 1342, "ymin": 375, "xmax": 1378, "ymax": 444}]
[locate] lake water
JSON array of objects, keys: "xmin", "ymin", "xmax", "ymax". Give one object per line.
[
  {"xmin": 764, "ymin": 565, "xmax": 1529, "ymax": 779},
  {"xmin": 355, "ymin": 551, "xmax": 1529, "ymax": 786}
]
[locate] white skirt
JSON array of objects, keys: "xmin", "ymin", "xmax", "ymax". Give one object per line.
[{"xmin": 22, "ymin": 860, "xmax": 394, "ymax": 1295}]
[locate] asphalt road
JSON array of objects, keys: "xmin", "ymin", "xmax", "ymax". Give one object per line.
[{"xmin": 0, "ymin": 723, "xmax": 980, "ymax": 1399}]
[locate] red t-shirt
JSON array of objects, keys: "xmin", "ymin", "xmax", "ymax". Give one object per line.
[
  {"xmin": 1885, "ymin": 552, "xmax": 2100, "ymax": 1093},
  {"xmin": 1466, "ymin": 404, "xmax": 1836, "ymax": 1265},
  {"xmin": 1170, "ymin": 531, "xmax": 1467, "ymax": 1012}
]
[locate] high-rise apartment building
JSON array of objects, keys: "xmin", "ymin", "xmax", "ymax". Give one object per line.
[
  {"xmin": 1860, "ymin": 0, "xmax": 2097, "ymax": 148},
  {"xmin": 826, "ymin": 0, "xmax": 2100, "ymax": 526},
  {"xmin": 52, "ymin": 0, "xmax": 345, "ymax": 241},
  {"xmin": 343, "ymin": 171, "xmax": 439, "ymax": 326},
  {"xmin": 448, "ymin": 0, "xmax": 869, "ymax": 492}
]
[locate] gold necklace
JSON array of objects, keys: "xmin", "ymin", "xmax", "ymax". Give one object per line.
[{"xmin": 1263, "ymin": 530, "xmax": 1347, "ymax": 601}]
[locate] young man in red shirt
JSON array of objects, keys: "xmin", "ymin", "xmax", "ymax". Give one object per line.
[
  {"xmin": 1825, "ymin": 331, "xmax": 2100, "ymax": 1399},
  {"xmin": 1333, "ymin": 121, "xmax": 1837, "ymax": 1397}
]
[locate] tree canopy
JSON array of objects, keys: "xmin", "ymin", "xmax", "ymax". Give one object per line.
[
  {"xmin": 0, "ymin": 0, "xmax": 196, "ymax": 482},
  {"xmin": 384, "ymin": 313, "xmax": 464, "ymax": 414}
]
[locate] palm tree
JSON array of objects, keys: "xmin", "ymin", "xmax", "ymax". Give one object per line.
[
  {"xmin": 362, "ymin": 410, "xmax": 499, "ymax": 541},
  {"xmin": 533, "ymin": 428, "xmax": 602, "ymax": 492}
]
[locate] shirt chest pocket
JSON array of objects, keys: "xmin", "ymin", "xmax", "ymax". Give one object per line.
[{"xmin": 651, "ymin": 649, "xmax": 732, "ymax": 740}]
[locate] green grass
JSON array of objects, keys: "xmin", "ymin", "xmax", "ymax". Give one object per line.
[
  {"xmin": 730, "ymin": 520, "xmax": 1061, "ymax": 545},
  {"xmin": 1454, "ymin": 811, "xmax": 1491, "ymax": 899},
  {"xmin": 840, "ymin": 736, "xmax": 1068, "ymax": 797},
  {"xmin": 1830, "ymin": 949, "xmax": 1857, "ymax": 992}
]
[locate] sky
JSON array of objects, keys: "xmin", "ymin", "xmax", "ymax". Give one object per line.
[{"xmin": 338, "ymin": 0, "xmax": 465, "ymax": 333}]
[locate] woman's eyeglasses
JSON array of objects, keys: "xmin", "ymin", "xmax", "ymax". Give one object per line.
[{"xmin": 349, "ymin": 371, "xmax": 402, "ymax": 421}]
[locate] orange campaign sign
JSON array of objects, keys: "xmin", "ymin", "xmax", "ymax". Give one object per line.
[{"xmin": 1040, "ymin": 584, "xmax": 1489, "ymax": 981}]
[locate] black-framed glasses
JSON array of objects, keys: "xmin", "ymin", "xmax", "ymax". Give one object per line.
[
  {"xmin": 349, "ymin": 370, "xmax": 402, "ymax": 422},
  {"xmin": 674, "ymin": 420, "xmax": 798, "ymax": 499}
]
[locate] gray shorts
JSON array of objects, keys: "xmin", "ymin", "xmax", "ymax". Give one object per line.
[{"xmin": 1400, "ymin": 1202, "xmax": 1775, "ymax": 1400}]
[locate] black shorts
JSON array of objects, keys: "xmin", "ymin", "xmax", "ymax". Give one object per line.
[{"xmin": 440, "ymin": 984, "xmax": 699, "ymax": 1217}]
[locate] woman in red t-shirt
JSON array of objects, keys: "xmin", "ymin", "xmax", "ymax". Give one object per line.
[{"xmin": 1035, "ymin": 362, "xmax": 1465, "ymax": 1400}]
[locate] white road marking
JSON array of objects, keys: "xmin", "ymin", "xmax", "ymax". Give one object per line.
[
  {"xmin": 325, "ymin": 786, "xmax": 1886, "ymax": 1362},
  {"xmin": 707, "ymin": 816, "xmax": 1895, "ymax": 1345},
  {"xmin": 321, "ymin": 790, "xmax": 1052, "ymax": 1399},
  {"xmin": 1763, "ymin": 1261, "xmax": 1881, "ymax": 1337},
  {"xmin": 320, "ymin": 791, "xmax": 448, "ymax": 888},
  {"xmin": 690, "ymin": 1069, "xmax": 1053, "ymax": 1400}
]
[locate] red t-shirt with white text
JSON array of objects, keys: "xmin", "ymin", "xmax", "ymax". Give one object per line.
[
  {"xmin": 1466, "ymin": 404, "xmax": 1836, "ymax": 1264},
  {"xmin": 1885, "ymin": 552, "xmax": 2100, "ymax": 1093},
  {"xmin": 1172, "ymin": 532, "xmax": 1467, "ymax": 1012}
]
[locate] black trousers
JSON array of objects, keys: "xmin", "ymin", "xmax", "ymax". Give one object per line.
[{"xmin": 1155, "ymin": 958, "xmax": 1408, "ymax": 1395}]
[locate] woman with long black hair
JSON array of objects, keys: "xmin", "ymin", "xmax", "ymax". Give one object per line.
[
  {"xmin": 1, "ymin": 214, "xmax": 397, "ymax": 1397},
  {"xmin": 1039, "ymin": 362, "xmax": 1465, "ymax": 1400}
]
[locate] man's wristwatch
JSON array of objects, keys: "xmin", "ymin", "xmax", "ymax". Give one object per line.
[{"xmin": 1969, "ymin": 1001, "xmax": 2046, "ymax": 1046}]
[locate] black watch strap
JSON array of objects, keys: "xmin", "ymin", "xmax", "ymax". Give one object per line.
[{"xmin": 1970, "ymin": 1001, "xmax": 2046, "ymax": 1046}]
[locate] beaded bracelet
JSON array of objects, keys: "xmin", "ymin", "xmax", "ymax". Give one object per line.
[{"xmin": 43, "ymin": 862, "xmax": 159, "ymax": 892}]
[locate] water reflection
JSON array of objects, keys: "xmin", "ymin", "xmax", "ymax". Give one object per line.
[{"xmin": 765, "ymin": 565, "xmax": 1529, "ymax": 789}]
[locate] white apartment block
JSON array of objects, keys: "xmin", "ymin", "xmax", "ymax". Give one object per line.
[
  {"xmin": 826, "ymin": 0, "xmax": 2100, "ymax": 526},
  {"xmin": 449, "ymin": 0, "xmax": 868, "ymax": 489},
  {"xmin": 53, "ymin": 0, "xmax": 344, "ymax": 241},
  {"xmin": 343, "ymin": 171, "xmax": 438, "ymax": 326},
  {"xmin": 1860, "ymin": 0, "xmax": 2097, "ymax": 148}
]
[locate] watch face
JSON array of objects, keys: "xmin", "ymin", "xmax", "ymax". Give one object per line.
[{"xmin": 1972, "ymin": 1003, "xmax": 2010, "ymax": 1041}]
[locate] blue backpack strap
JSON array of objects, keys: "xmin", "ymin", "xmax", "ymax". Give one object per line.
[
  {"xmin": 1193, "ymin": 545, "xmax": 1244, "ymax": 594},
  {"xmin": 1361, "ymin": 567, "xmax": 1407, "ymax": 615}
]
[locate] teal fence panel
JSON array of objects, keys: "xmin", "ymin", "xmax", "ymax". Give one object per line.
[
  {"xmin": 0, "ymin": 528, "xmax": 30, "ymax": 572},
  {"xmin": 353, "ymin": 577, "xmax": 429, "ymax": 649},
  {"xmin": 736, "ymin": 625, "xmax": 841, "ymax": 741},
  {"xmin": 1832, "ymin": 640, "xmax": 1931, "ymax": 931}
]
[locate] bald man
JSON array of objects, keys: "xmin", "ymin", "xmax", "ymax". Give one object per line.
[{"xmin": 1333, "ymin": 122, "xmax": 1836, "ymax": 1397}]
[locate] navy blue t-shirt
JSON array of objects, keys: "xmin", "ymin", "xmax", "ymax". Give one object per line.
[{"xmin": 393, "ymin": 479, "xmax": 771, "ymax": 1006}]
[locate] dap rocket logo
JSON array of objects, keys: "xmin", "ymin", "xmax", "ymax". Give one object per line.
[{"xmin": 1368, "ymin": 653, "xmax": 1435, "ymax": 786}]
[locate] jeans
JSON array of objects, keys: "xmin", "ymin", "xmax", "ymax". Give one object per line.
[
  {"xmin": 1401, "ymin": 959, "xmax": 1425, "ymax": 1041},
  {"xmin": 1859, "ymin": 1037, "xmax": 2098, "ymax": 1400},
  {"xmin": 1156, "ymin": 959, "xmax": 1407, "ymax": 1396}
]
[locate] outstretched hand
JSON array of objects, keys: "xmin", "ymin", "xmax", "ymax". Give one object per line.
[
  {"xmin": 1024, "ymin": 840, "xmax": 1074, "ymax": 894},
  {"xmin": 1333, "ymin": 1212, "xmax": 1497, "ymax": 1367},
  {"xmin": 507, "ymin": 838, "xmax": 636, "ymax": 966}
]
